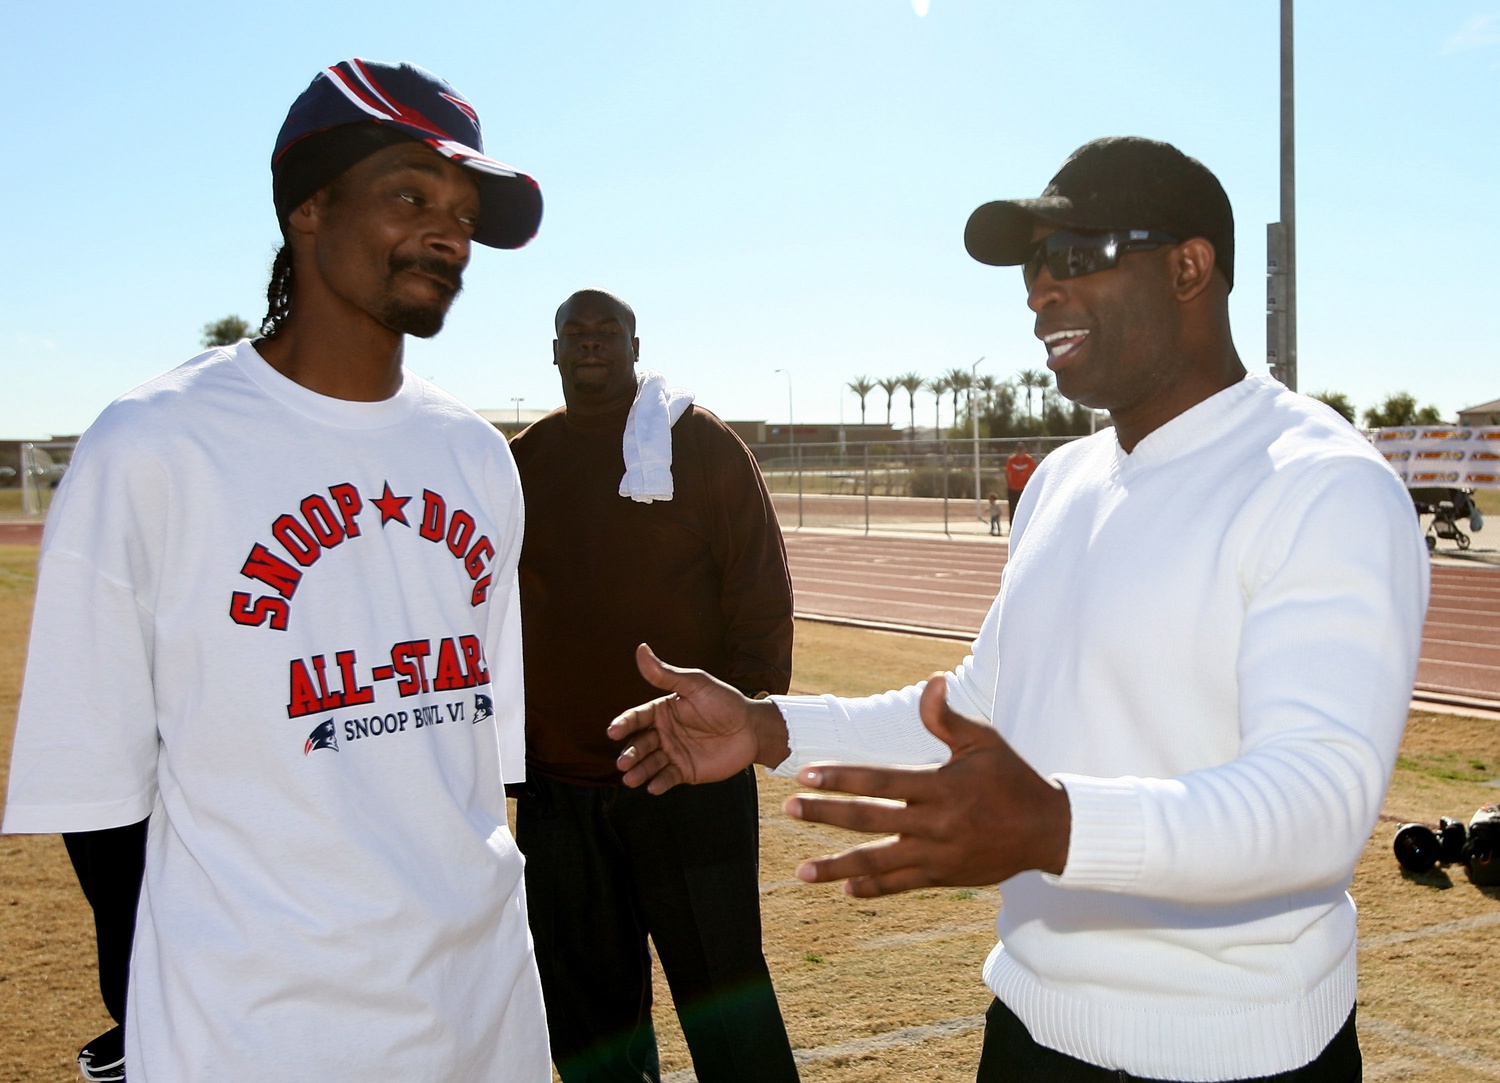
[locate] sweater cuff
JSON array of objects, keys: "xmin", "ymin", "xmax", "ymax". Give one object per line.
[
  {"xmin": 767, "ymin": 694, "xmax": 845, "ymax": 776},
  {"xmin": 1047, "ymin": 774, "xmax": 1146, "ymax": 890}
]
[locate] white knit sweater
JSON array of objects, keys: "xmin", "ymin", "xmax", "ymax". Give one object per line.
[{"xmin": 772, "ymin": 375, "xmax": 1429, "ymax": 1080}]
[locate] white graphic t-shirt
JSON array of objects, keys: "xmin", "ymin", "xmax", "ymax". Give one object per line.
[{"xmin": 4, "ymin": 341, "xmax": 547, "ymax": 1081}]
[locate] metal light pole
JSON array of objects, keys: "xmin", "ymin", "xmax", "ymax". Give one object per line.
[
  {"xmin": 510, "ymin": 396, "xmax": 524, "ymax": 424},
  {"xmin": 774, "ymin": 368, "xmax": 794, "ymax": 448},
  {"xmin": 970, "ymin": 356, "xmax": 985, "ymax": 518},
  {"xmin": 1267, "ymin": 0, "xmax": 1297, "ymax": 390}
]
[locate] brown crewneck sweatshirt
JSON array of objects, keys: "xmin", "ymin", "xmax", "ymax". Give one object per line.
[{"xmin": 511, "ymin": 403, "xmax": 792, "ymax": 783}]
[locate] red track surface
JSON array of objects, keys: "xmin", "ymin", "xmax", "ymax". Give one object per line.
[
  {"xmin": 6, "ymin": 520, "xmax": 1497, "ymax": 705},
  {"xmin": 0, "ymin": 522, "xmax": 42, "ymax": 545},
  {"xmin": 784, "ymin": 532, "xmax": 1500, "ymax": 707}
]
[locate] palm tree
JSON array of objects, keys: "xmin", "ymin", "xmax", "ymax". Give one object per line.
[
  {"xmin": 943, "ymin": 366, "xmax": 972, "ymax": 424},
  {"xmin": 1016, "ymin": 369, "xmax": 1047, "ymax": 419},
  {"xmin": 876, "ymin": 376, "xmax": 901, "ymax": 427},
  {"xmin": 1038, "ymin": 373, "xmax": 1062, "ymax": 432},
  {"xmin": 957, "ymin": 374, "xmax": 999, "ymax": 438},
  {"xmin": 898, "ymin": 372, "xmax": 923, "ymax": 433},
  {"xmin": 926, "ymin": 375, "xmax": 951, "ymax": 435},
  {"xmin": 992, "ymin": 380, "xmax": 1018, "ymax": 432},
  {"xmin": 975, "ymin": 374, "xmax": 1000, "ymax": 412},
  {"xmin": 847, "ymin": 376, "xmax": 875, "ymax": 426}
]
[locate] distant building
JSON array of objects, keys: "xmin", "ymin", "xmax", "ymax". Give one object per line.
[
  {"xmin": 477, "ymin": 407, "xmax": 554, "ymax": 439},
  {"xmin": 478, "ymin": 408, "xmax": 906, "ymax": 449},
  {"xmin": 757, "ymin": 423, "xmax": 902, "ymax": 446},
  {"xmin": 1458, "ymin": 397, "xmax": 1500, "ymax": 427}
]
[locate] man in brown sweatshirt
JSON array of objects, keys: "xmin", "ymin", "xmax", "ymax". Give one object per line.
[{"xmin": 509, "ymin": 288, "xmax": 799, "ymax": 1083}]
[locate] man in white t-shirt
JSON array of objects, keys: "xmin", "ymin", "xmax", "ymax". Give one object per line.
[
  {"xmin": 608, "ymin": 138, "xmax": 1429, "ymax": 1081},
  {"xmin": 4, "ymin": 59, "xmax": 550, "ymax": 1082}
]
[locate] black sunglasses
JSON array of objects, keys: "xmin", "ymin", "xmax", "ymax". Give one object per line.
[{"xmin": 1023, "ymin": 229, "xmax": 1179, "ymax": 286}]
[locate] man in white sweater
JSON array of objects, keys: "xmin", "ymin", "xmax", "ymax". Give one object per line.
[{"xmin": 608, "ymin": 137, "xmax": 1429, "ymax": 1081}]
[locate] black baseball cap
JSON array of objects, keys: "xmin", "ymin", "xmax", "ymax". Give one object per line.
[
  {"xmin": 272, "ymin": 58, "xmax": 542, "ymax": 250},
  {"xmin": 964, "ymin": 137, "xmax": 1234, "ymax": 289}
]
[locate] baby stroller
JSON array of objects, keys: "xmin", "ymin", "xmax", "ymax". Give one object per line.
[{"xmin": 1410, "ymin": 487, "xmax": 1484, "ymax": 552}]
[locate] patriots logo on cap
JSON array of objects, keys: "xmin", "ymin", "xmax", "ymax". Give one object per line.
[
  {"xmin": 304, "ymin": 719, "xmax": 339, "ymax": 754},
  {"xmin": 473, "ymin": 693, "xmax": 493, "ymax": 724}
]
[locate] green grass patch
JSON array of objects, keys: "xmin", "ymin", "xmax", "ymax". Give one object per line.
[
  {"xmin": 0, "ymin": 544, "xmax": 39, "ymax": 590},
  {"xmin": 792, "ymin": 621, "xmax": 966, "ymax": 700},
  {"xmin": 1396, "ymin": 752, "xmax": 1497, "ymax": 784},
  {"xmin": 1472, "ymin": 489, "xmax": 1500, "ymax": 517}
]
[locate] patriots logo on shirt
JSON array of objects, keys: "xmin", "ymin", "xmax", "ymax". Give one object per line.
[
  {"xmin": 473, "ymin": 693, "xmax": 493, "ymax": 724},
  {"xmin": 304, "ymin": 719, "xmax": 339, "ymax": 754}
]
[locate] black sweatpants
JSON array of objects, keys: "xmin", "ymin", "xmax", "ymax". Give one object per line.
[{"xmin": 514, "ymin": 769, "xmax": 799, "ymax": 1083}]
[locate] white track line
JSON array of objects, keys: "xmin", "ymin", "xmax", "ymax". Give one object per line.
[
  {"xmin": 1359, "ymin": 1017, "xmax": 1500, "ymax": 1078},
  {"xmin": 1358, "ymin": 911, "xmax": 1500, "ymax": 950}
]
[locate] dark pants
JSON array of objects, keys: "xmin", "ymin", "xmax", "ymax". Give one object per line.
[
  {"xmin": 1006, "ymin": 488, "xmax": 1024, "ymax": 528},
  {"xmin": 514, "ymin": 769, "xmax": 799, "ymax": 1083},
  {"xmin": 975, "ymin": 998, "xmax": 1360, "ymax": 1083}
]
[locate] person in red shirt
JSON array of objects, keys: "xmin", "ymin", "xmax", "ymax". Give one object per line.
[{"xmin": 1005, "ymin": 441, "xmax": 1038, "ymax": 530}]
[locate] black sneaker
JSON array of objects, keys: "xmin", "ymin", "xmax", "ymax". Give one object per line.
[{"xmin": 78, "ymin": 1025, "xmax": 125, "ymax": 1082}]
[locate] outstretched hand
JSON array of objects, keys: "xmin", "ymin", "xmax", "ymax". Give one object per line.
[
  {"xmin": 785, "ymin": 675, "xmax": 1071, "ymax": 897},
  {"xmin": 608, "ymin": 644, "xmax": 790, "ymax": 794}
]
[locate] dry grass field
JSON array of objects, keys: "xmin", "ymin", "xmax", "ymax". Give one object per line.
[{"xmin": 2, "ymin": 546, "xmax": 1500, "ymax": 1080}]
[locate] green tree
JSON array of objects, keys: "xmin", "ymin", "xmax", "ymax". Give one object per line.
[
  {"xmin": 943, "ymin": 366, "xmax": 972, "ymax": 424},
  {"xmin": 1034, "ymin": 372, "xmax": 1054, "ymax": 433},
  {"xmin": 926, "ymin": 375, "xmax": 951, "ymax": 434},
  {"xmin": 201, "ymin": 315, "xmax": 254, "ymax": 347},
  {"xmin": 1362, "ymin": 392, "xmax": 1445, "ymax": 428},
  {"xmin": 1016, "ymin": 368, "xmax": 1047, "ymax": 419},
  {"xmin": 847, "ymin": 376, "xmax": 875, "ymax": 426},
  {"xmin": 978, "ymin": 381, "xmax": 1019, "ymax": 439},
  {"xmin": 974, "ymin": 374, "xmax": 999, "ymax": 422},
  {"xmin": 1309, "ymin": 390, "xmax": 1356, "ymax": 425},
  {"xmin": 876, "ymin": 376, "xmax": 901, "ymax": 427},
  {"xmin": 897, "ymin": 371, "xmax": 924, "ymax": 432}
]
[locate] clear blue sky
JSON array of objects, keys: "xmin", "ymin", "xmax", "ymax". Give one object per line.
[{"xmin": 3, "ymin": 1, "xmax": 1497, "ymax": 439}]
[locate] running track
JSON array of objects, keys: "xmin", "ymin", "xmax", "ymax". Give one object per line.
[
  {"xmin": 5, "ymin": 521, "xmax": 1497, "ymax": 706},
  {"xmin": 784, "ymin": 532, "xmax": 1500, "ymax": 709}
]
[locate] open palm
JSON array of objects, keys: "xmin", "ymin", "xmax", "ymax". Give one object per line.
[{"xmin": 608, "ymin": 644, "xmax": 779, "ymax": 793}]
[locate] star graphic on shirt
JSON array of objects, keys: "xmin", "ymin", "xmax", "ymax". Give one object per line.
[{"xmin": 371, "ymin": 483, "xmax": 411, "ymax": 527}]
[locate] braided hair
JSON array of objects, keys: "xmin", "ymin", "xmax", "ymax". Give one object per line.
[
  {"xmin": 264, "ymin": 123, "xmax": 416, "ymax": 338},
  {"xmin": 261, "ymin": 243, "xmax": 293, "ymax": 338}
]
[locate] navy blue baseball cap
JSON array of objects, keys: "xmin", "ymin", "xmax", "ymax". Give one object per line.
[{"xmin": 273, "ymin": 58, "xmax": 542, "ymax": 249}]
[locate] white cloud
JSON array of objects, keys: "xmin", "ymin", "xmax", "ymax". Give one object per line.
[
  {"xmin": 1446, "ymin": 13, "xmax": 1500, "ymax": 51},
  {"xmin": 912, "ymin": 0, "xmax": 930, "ymax": 16}
]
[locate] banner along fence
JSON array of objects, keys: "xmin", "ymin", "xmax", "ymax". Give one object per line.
[{"xmin": 1369, "ymin": 426, "xmax": 1500, "ymax": 490}]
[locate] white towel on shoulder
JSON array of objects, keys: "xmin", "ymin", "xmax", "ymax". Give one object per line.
[{"xmin": 620, "ymin": 368, "xmax": 695, "ymax": 502}]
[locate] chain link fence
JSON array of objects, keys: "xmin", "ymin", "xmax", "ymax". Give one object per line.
[
  {"xmin": 748, "ymin": 437, "xmax": 1078, "ymax": 536},
  {"xmin": 4, "ymin": 435, "xmax": 1086, "ymax": 536}
]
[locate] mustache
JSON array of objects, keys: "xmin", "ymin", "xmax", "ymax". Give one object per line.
[{"xmin": 389, "ymin": 255, "xmax": 464, "ymax": 294}]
